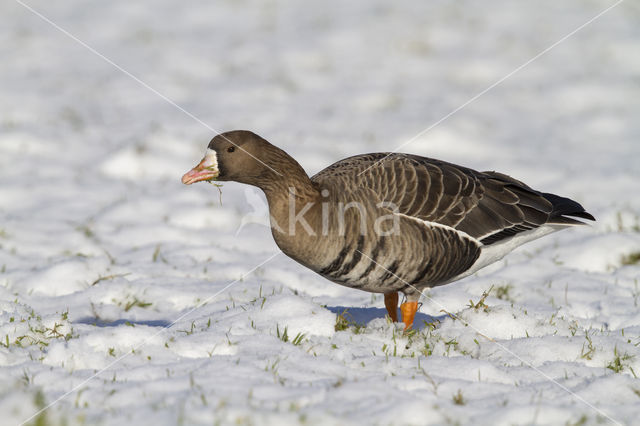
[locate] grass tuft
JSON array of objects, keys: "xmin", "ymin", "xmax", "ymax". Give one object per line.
[
  {"xmin": 276, "ymin": 325, "xmax": 305, "ymax": 345},
  {"xmin": 32, "ymin": 389, "xmax": 48, "ymax": 426},
  {"xmin": 606, "ymin": 347, "xmax": 635, "ymax": 374},
  {"xmin": 334, "ymin": 309, "xmax": 365, "ymax": 334},
  {"xmin": 566, "ymin": 414, "xmax": 588, "ymax": 426},
  {"xmin": 468, "ymin": 286, "xmax": 493, "ymax": 312},
  {"xmin": 580, "ymin": 334, "xmax": 596, "ymax": 360},
  {"xmin": 291, "ymin": 332, "xmax": 306, "ymax": 346},
  {"xmin": 493, "ymin": 284, "xmax": 513, "ymax": 301},
  {"xmin": 452, "ymin": 389, "xmax": 465, "ymax": 405},
  {"xmin": 90, "ymin": 273, "xmax": 130, "ymax": 286},
  {"xmin": 621, "ymin": 251, "xmax": 640, "ymax": 266}
]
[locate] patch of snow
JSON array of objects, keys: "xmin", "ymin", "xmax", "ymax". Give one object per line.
[{"xmin": 1, "ymin": 0, "xmax": 639, "ymax": 425}]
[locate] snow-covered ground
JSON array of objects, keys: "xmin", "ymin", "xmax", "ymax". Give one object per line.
[{"xmin": 1, "ymin": 1, "xmax": 639, "ymax": 425}]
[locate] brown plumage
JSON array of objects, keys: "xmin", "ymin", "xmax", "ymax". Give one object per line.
[{"xmin": 182, "ymin": 130, "xmax": 595, "ymax": 329}]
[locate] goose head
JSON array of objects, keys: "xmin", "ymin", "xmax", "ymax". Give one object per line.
[
  {"xmin": 182, "ymin": 131, "xmax": 314, "ymax": 197},
  {"xmin": 182, "ymin": 130, "xmax": 279, "ymax": 186}
]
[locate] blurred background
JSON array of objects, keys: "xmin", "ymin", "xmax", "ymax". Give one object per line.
[{"xmin": 2, "ymin": 0, "xmax": 638, "ymax": 186}]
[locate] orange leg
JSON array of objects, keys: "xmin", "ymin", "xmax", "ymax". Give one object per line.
[
  {"xmin": 400, "ymin": 301, "xmax": 419, "ymax": 331},
  {"xmin": 384, "ymin": 292, "xmax": 399, "ymax": 323}
]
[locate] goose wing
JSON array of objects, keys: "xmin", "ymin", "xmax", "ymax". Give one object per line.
[{"xmin": 312, "ymin": 153, "xmax": 593, "ymax": 245}]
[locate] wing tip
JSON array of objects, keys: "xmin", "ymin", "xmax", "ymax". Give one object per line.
[{"xmin": 542, "ymin": 192, "xmax": 595, "ymax": 225}]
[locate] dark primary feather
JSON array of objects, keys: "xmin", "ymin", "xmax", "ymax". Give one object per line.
[
  {"xmin": 312, "ymin": 153, "xmax": 594, "ymax": 246},
  {"xmin": 542, "ymin": 192, "xmax": 596, "ymax": 223}
]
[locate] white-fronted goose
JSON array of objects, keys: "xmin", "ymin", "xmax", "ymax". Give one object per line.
[{"xmin": 182, "ymin": 131, "xmax": 595, "ymax": 330}]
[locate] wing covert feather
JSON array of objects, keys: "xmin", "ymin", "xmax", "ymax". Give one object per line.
[{"xmin": 312, "ymin": 153, "xmax": 590, "ymax": 245}]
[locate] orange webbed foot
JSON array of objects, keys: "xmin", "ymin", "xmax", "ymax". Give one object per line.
[{"xmin": 400, "ymin": 301, "xmax": 419, "ymax": 331}]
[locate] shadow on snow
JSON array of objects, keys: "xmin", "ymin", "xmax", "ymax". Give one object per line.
[
  {"xmin": 75, "ymin": 317, "xmax": 172, "ymax": 328},
  {"xmin": 326, "ymin": 306, "xmax": 446, "ymax": 330}
]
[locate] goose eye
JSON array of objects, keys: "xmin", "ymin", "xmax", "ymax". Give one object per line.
[{"xmin": 227, "ymin": 146, "xmax": 235, "ymax": 153}]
